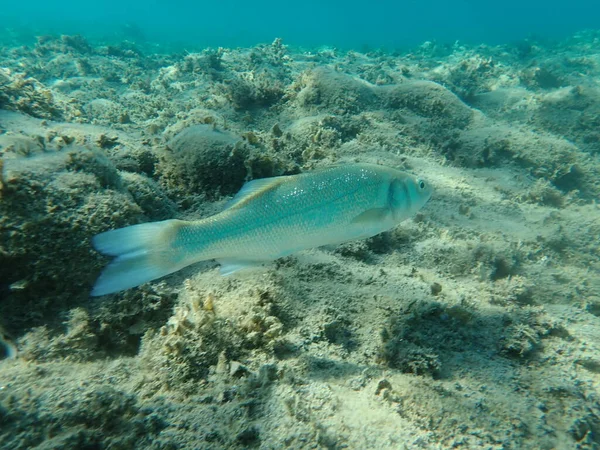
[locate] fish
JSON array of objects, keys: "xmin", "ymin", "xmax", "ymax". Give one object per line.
[{"xmin": 91, "ymin": 163, "xmax": 433, "ymax": 296}]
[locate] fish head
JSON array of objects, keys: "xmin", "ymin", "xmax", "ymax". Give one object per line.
[{"xmin": 388, "ymin": 173, "xmax": 433, "ymax": 220}]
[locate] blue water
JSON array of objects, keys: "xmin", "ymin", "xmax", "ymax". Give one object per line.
[{"xmin": 1, "ymin": 0, "xmax": 600, "ymax": 50}]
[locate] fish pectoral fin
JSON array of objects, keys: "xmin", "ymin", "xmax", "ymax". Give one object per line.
[
  {"xmin": 351, "ymin": 207, "xmax": 390, "ymax": 225},
  {"xmin": 217, "ymin": 259, "xmax": 267, "ymax": 276}
]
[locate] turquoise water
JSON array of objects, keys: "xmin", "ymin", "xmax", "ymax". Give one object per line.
[
  {"xmin": 2, "ymin": 0, "xmax": 600, "ymax": 447},
  {"xmin": 1, "ymin": 0, "xmax": 599, "ymax": 49}
]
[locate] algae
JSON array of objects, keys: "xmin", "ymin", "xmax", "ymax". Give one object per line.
[{"xmin": 0, "ymin": 33, "xmax": 599, "ymax": 450}]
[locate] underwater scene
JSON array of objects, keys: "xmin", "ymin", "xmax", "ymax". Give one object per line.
[{"xmin": 1, "ymin": 1, "xmax": 600, "ymax": 449}]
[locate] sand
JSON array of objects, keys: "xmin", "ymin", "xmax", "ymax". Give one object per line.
[{"xmin": 0, "ymin": 33, "xmax": 599, "ymax": 449}]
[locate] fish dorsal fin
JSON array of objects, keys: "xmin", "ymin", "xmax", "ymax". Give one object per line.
[{"xmin": 225, "ymin": 176, "xmax": 288, "ymax": 209}]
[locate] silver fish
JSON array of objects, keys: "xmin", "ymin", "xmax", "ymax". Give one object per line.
[{"xmin": 91, "ymin": 163, "xmax": 432, "ymax": 296}]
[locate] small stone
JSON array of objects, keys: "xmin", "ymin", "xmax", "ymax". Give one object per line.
[
  {"xmin": 218, "ymin": 387, "xmax": 237, "ymax": 403},
  {"xmin": 459, "ymin": 204, "xmax": 470, "ymax": 215},
  {"xmin": 229, "ymin": 361, "xmax": 250, "ymax": 378},
  {"xmin": 204, "ymin": 431, "xmax": 220, "ymax": 442},
  {"xmin": 375, "ymin": 378, "xmax": 392, "ymax": 395},
  {"xmin": 431, "ymin": 282, "xmax": 442, "ymax": 296},
  {"xmin": 236, "ymin": 426, "xmax": 260, "ymax": 446},
  {"xmin": 585, "ymin": 296, "xmax": 600, "ymax": 317},
  {"xmin": 258, "ymin": 364, "xmax": 278, "ymax": 383},
  {"xmin": 271, "ymin": 123, "xmax": 283, "ymax": 137},
  {"xmin": 97, "ymin": 134, "xmax": 119, "ymax": 148},
  {"xmin": 273, "ymin": 339, "xmax": 298, "ymax": 359},
  {"xmin": 244, "ymin": 131, "xmax": 259, "ymax": 145},
  {"xmin": 118, "ymin": 112, "xmax": 131, "ymax": 124}
]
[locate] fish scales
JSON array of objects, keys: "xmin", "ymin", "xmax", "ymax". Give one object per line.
[
  {"xmin": 91, "ymin": 164, "xmax": 432, "ymax": 296},
  {"xmin": 179, "ymin": 166, "xmax": 386, "ymax": 260}
]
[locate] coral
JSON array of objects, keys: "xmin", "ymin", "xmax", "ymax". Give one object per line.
[
  {"xmin": 430, "ymin": 54, "xmax": 512, "ymax": 100},
  {"xmin": 120, "ymin": 172, "xmax": 177, "ymax": 221},
  {"xmin": 499, "ymin": 307, "xmax": 567, "ymax": 358},
  {"xmin": 84, "ymin": 99, "xmax": 123, "ymax": 122},
  {"xmin": 380, "ymin": 80, "xmax": 473, "ymax": 129},
  {"xmin": 223, "ymin": 70, "xmax": 285, "ymax": 110},
  {"xmin": 139, "ymin": 283, "xmax": 272, "ymax": 389},
  {"xmin": 0, "ymin": 33, "xmax": 598, "ymax": 450},
  {"xmin": 500, "ymin": 323, "xmax": 540, "ymax": 357},
  {"xmin": 17, "ymin": 308, "xmax": 98, "ymax": 362},
  {"xmin": 382, "ymin": 341, "xmax": 441, "ymax": 376},
  {"xmin": 0, "ymin": 148, "xmax": 144, "ymax": 332},
  {"xmin": 471, "ymin": 243, "xmax": 523, "ymax": 282},
  {"xmin": 489, "ymin": 275, "xmax": 536, "ymax": 306},
  {"xmin": 33, "ymin": 34, "xmax": 93, "ymax": 56},
  {"xmin": 0, "ymin": 133, "xmax": 45, "ymax": 157},
  {"xmin": 379, "ymin": 301, "xmax": 477, "ymax": 377},
  {"xmin": 141, "ymin": 289, "xmax": 242, "ymax": 386},
  {"xmin": 179, "ymin": 48, "xmax": 224, "ymax": 79},
  {"xmin": 520, "ymin": 65, "xmax": 564, "ymax": 90},
  {"xmin": 157, "ymin": 124, "xmax": 248, "ymax": 199},
  {"xmin": 446, "ymin": 125, "xmax": 598, "ymax": 198},
  {"xmin": 521, "ymin": 179, "xmax": 566, "ymax": 207},
  {"xmin": 0, "ymin": 68, "xmax": 63, "ymax": 119},
  {"xmin": 535, "ymin": 85, "xmax": 600, "ymax": 156},
  {"xmin": 0, "ymin": 368, "xmax": 166, "ymax": 449},
  {"xmin": 248, "ymin": 38, "xmax": 291, "ymax": 70},
  {"xmin": 105, "ymin": 41, "xmax": 143, "ymax": 58},
  {"xmin": 291, "ymin": 67, "xmax": 377, "ymax": 114}
]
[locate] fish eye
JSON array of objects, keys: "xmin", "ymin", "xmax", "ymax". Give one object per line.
[{"xmin": 418, "ymin": 180, "xmax": 426, "ymax": 190}]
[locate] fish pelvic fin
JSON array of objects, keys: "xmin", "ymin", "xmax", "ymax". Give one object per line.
[
  {"xmin": 217, "ymin": 258, "xmax": 267, "ymax": 276},
  {"xmin": 91, "ymin": 219, "xmax": 188, "ymax": 296}
]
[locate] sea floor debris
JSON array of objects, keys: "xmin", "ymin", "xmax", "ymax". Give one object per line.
[{"xmin": 0, "ymin": 33, "xmax": 599, "ymax": 449}]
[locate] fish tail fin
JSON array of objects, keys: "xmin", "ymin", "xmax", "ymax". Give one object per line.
[{"xmin": 91, "ymin": 219, "xmax": 188, "ymax": 297}]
